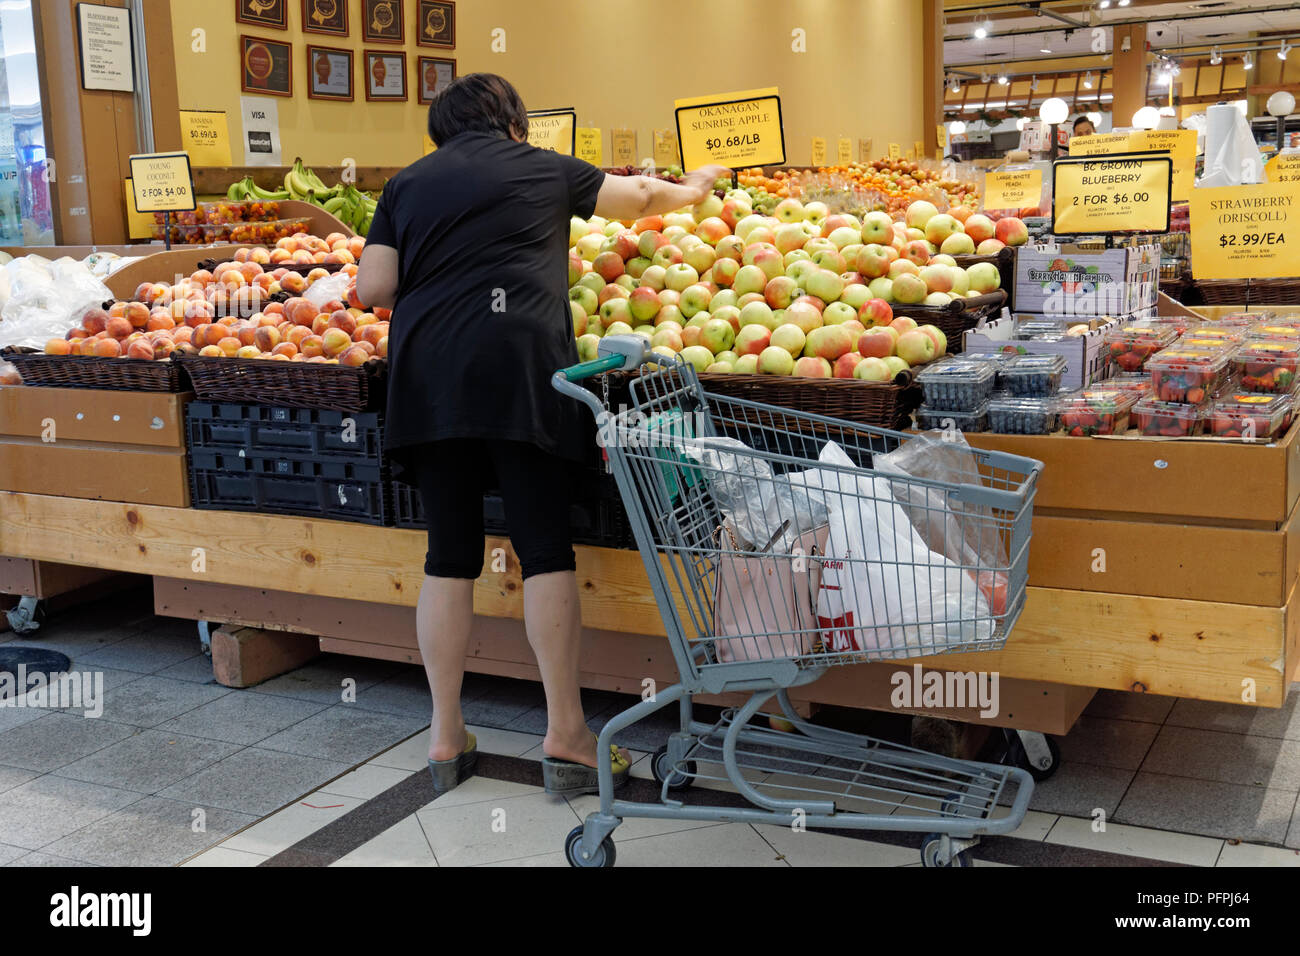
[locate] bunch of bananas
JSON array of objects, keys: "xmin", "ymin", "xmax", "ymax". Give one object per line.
[
  {"xmin": 322, "ymin": 185, "xmax": 377, "ymax": 236},
  {"xmin": 226, "ymin": 177, "xmax": 289, "ymax": 202},
  {"xmin": 224, "ymin": 158, "xmax": 378, "ymax": 235}
]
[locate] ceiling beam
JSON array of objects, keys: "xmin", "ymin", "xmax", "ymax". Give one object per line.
[{"xmin": 944, "ymin": 3, "xmax": 1300, "ymax": 41}]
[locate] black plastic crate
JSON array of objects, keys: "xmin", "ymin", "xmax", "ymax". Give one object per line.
[
  {"xmin": 189, "ymin": 447, "xmax": 385, "ymax": 482},
  {"xmin": 186, "ymin": 402, "xmax": 384, "ymax": 463},
  {"xmin": 190, "ymin": 469, "xmax": 391, "ymax": 525}
]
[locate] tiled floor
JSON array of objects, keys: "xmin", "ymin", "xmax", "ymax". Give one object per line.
[{"xmin": 4, "ymin": 589, "xmax": 1300, "ymax": 867}]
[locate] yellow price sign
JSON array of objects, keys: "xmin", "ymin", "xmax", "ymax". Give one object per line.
[
  {"xmin": 888, "ymin": 143, "xmax": 901, "ymax": 159},
  {"xmin": 858, "ymin": 138, "xmax": 873, "ymax": 163},
  {"xmin": 984, "ymin": 168, "xmax": 1043, "ymax": 211},
  {"xmin": 610, "ymin": 128, "xmax": 636, "ymax": 166},
  {"xmin": 1190, "ymin": 182, "xmax": 1299, "ymax": 280},
  {"xmin": 122, "ymin": 179, "xmax": 155, "ymax": 240},
  {"xmin": 423, "ymin": 133, "xmax": 437, "ymax": 155},
  {"xmin": 936, "ymin": 125, "xmax": 947, "ymax": 150},
  {"xmin": 674, "ymin": 86, "xmax": 785, "ymax": 170},
  {"xmin": 1265, "ymin": 153, "xmax": 1300, "ymax": 185},
  {"xmin": 178, "ymin": 110, "xmax": 231, "ymax": 167},
  {"xmin": 837, "ymin": 138, "xmax": 852, "ymax": 164},
  {"xmin": 128, "ymin": 152, "xmax": 195, "ymax": 213},
  {"xmin": 1129, "ymin": 129, "xmax": 1197, "ymax": 202},
  {"xmin": 526, "ymin": 109, "xmax": 576, "ymax": 155},
  {"xmin": 1067, "ymin": 132, "xmax": 1131, "ymax": 157},
  {"xmin": 810, "ymin": 137, "xmax": 826, "ymax": 166},
  {"xmin": 576, "ymin": 127, "xmax": 602, "ymax": 165},
  {"xmin": 1052, "ymin": 154, "xmax": 1171, "ymax": 234},
  {"xmin": 914, "ymin": 140, "xmax": 925, "ymax": 160},
  {"xmin": 653, "ymin": 129, "xmax": 678, "ymax": 168}
]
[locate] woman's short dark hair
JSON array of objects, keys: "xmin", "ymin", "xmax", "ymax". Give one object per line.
[
  {"xmin": 427, "ymin": 73, "xmax": 528, "ymax": 146},
  {"xmin": 1072, "ymin": 116, "xmax": 1093, "ymax": 131}
]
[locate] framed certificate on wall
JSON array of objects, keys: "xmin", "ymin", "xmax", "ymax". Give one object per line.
[
  {"xmin": 301, "ymin": 0, "xmax": 348, "ymax": 37},
  {"xmin": 364, "ymin": 51, "xmax": 407, "ymax": 101},
  {"xmin": 307, "ymin": 45, "xmax": 352, "ymax": 101},
  {"xmin": 362, "ymin": 0, "xmax": 404, "ymax": 43},
  {"xmin": 235, "ymin": 0, "xmax": 287, "ymax": 30},
  {"xmin": 416, "ymin": 0, "xmax": 455, "ymax": 48},
  {"xmin": 417, "ymin": 56, "xmax": 455, "ymax": 104},
  {"xmin": 241, "ymin": 35, "xmax": 293, "ymax": 97}
]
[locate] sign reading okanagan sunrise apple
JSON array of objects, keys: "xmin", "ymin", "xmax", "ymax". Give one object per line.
[
  {"xmin": 674, "ymin": 87, "xmax": 784, "ymax": 170},
  {"xmin": 526, "ymin": 109, "xmax": 576, "ymax": 156},
  {"xmin": 1190, "ymin": 182, "xmax": 1299, "ymax": 280},
  {"xmin": 1052, "ymin": 153, "xmax": 1171, "ymax": 235}
]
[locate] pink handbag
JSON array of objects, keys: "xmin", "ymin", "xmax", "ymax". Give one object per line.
[{"xmin": 712, "ymin": 522, "xmax": 829, "ymax": 663}]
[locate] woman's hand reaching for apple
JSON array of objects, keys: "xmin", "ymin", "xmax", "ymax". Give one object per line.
[{"xmin": 682, "ymin": 164, "xmax": 733, "ymax": 203}]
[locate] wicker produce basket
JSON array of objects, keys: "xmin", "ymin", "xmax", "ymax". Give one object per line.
[
  {"xmin": 889, "ymin": 289, "xmax": 1007, "ymax": 355},
  {"xmin": 172, "ymin": 353, "xmax": 387, "ymax": 412},
  {"xmin": 0, "ymin": 345, "xmax": 186, "ymax": 392},
  {"xmin": 694, "ymin": 371, "xmax": 922, "ymax": 430},
  {"xmin": 1192, "ymin": 279, "xmax": 1300, "ymax": 307}
]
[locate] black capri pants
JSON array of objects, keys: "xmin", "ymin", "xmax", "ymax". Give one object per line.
[{"xmin": 408, "ymin": 438, "xmax": 577, "ymax": 580}]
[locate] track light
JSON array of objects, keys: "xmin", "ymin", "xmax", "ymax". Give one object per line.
[
  {"xmin": 974, "ymin": 17, "xmax": 992, "ymax": 40},
  {"xmin": 1030, "ymin": 75, "xmax": 1040, "ymax": 91},
  {"xmin": 981, "ymin": 71, "xmax": 991, "ymax": 83},
  {"xmin": 1099, "ymin": 0, "xmax": 1110, "ymax": 8},
  {"xmin": 1083, "ymin": 72, "xmax": 1094, "ymax": 89},
  {"xmin": 998, "ymin": 73, "xmax": 1009, "ymax": 85},
  {"xmin": 1280, "ymin": 41, "xmax": 1291, "ymax": 61},
  {"xmin": 1209, "ymin": 46, "xmax": 1221, "ymax": 65},
  {"xmin": 1243, "ymin": 52, "xmax": 1254, "ymax": 70},
  {"xmin": 1117, "ymin": 0, "xmax": 1129, "ymax": 6},
  {"xmin": 950, "ymin": 75, "xmax": 961, "ymax": 93}
]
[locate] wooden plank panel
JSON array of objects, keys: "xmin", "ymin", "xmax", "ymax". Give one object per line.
[
  {"xmin": 1, "ymin": 492, "xmax": 1289, "ymax": 705},
  {"xmin": 968, "ymin": 427, "xmax": 1300, "ymax": 525},
  {"xmin": 1027, "ymin": 510, "xmax": 1296, "ymax": 606},
  {"xmin": 0, "ymin": 386, "xmax": 190, "ymax": 448}
]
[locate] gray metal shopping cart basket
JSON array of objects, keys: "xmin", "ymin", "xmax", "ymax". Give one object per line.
[{"xmin": 551, "ymin": 336, "xmax": 1043, "ymax": 867}]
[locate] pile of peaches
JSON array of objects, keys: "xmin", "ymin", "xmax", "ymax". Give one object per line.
[
  {"xmin": 234, "ymin": 231, "xmax": 366, "ymax": 268},
  {"xmin": 43, "ymin": 232, "xmax": 387, "ymax": 366}
]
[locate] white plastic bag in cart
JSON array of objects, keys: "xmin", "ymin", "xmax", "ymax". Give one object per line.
[
  {"xmin": 681, "ymin": 436, "xmax": 829, "ymax": 551},
  {"xmin": 786, "ymin": 441, "xmax": 993, "ymax": 659},
  {"xmin": 874, "ymin": 430, "xmax": 1009, "ymax": 617}
]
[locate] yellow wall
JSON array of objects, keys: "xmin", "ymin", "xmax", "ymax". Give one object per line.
[{"xmin": 169, "ymin": 0, "xmax": 927, "ymax": 168}]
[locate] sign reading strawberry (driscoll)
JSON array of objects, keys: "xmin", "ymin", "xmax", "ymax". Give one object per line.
[
  {"xmin": 1190, "ymin": 181, "xmax": 1299, "ymax": 280},
  {"xmin": 674, "ymin": 87, "xmax": 784, "ymax": 171}
]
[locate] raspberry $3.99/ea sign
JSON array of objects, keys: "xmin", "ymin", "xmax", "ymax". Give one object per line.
[
  {"xmin": 128, "ymin": 151, "xmax": 196, "ymax": 213},
  {"xmin": 674, "ymin": 87, "xmax": 784, "ymax": 171},
  {"xmin": 1052, "ymin": 153, "xmax": 1171, "ymax": 235},
  {"xmin": 1189, "ymin": 182, "xmax": 1298, "ymax": 280}
]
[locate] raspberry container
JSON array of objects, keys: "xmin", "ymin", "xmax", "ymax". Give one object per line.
[
  {"xmin": 1058, "ymin": 388, "xmax": 1140, "ymax": 436},
  {"xmin": 1103, "ymin": 323, "xmax": 1178, "ymax": 373},
  {"xmin": 916, "ymin": 402, "xmax": 989, "ymax": 433},
  {"xmin": 1245, "ymin": 325, "xmax": 1300, "ymax": 343},
  {"xmin": 1207, "ymin": 393, "xmax": 1293, "ymax": 441},
  {"xmin": 1230, "ymin": 340, "xmax": 1300, "ymax": 394},
  {"xmin": 1132, "ymin": 397, "xmax": 1205, "ymax": 437},
  {"xmin": 1146, "ymin": 348, "xmax": 1231, "ymax": 404},
  {"xmin": 915, "ymin": 360, "xmax": 997, "ymax": 411},
  {"xmin": 1000, "ymin": 354, "xmax": 1068, "ymax": 397},
  {"xmin": 1016, "ymin": 319, "xmax": 1070, "ymax": 340},
  {"xmin": 987, "ymin": 396, "xmax": 1058, "ymax": 434}
]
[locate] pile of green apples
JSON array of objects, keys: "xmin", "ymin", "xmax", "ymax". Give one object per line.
[{"xmin": 567, "ymin": 192, "xmax": 1016, "ymax": 381}]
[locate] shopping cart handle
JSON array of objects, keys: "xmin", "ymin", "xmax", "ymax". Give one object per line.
[{"xmin": 554, "ymin": 353, "xmax": 627, "ymax": 382}]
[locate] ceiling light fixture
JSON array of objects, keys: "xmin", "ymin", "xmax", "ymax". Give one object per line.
[
  {"xmin": 1243, "ymin": 52, "xmax": 1254, "ymax": 70},
  {"xmin": 1083, "ymin": 72, "xmax": 1094, "ymax": 89},
  {"xmin": 1209, "ymin": 46, "xmax": 1222, "ymax": 65},
  {"xmin": 1087, "ymin": 112, "xmax": 1102, "ymax": 125},
  {"xmin": 1099, "ymin": 0, "xmax": 1110, "ymax": 8},
  {"xmin": 1117, "ymin": 0, "xmax": 1130, "ymax": 6},
  {"xmin": 981, "ymin": 71, "xmax": 991, "ymax": 83},
  {"xmin": 974, "ymin": 16, "xmax": 992, "ymax": 40},
  {"xmin": 998, "ymin": 73, "xmax": 1009, "ymax": 85},
  {"xmin": 950, "ymin": 75, "xmax": 961, "ymax": 93},
  {"xmin": 1030, "ymin": 75, "xmax": 1040, "ymax": 91},
  {"xmin": 1279, "ymin": 41, "xmax": 1292, "ymax": 61},
  {"xmin": 949, "ymin": 120, "xmax": 967, "ymax": 136}
]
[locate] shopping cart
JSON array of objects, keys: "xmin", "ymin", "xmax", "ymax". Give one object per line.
[{"xmin": 551, "ymin": 336, "xmax": 1043, "ymax": 867}]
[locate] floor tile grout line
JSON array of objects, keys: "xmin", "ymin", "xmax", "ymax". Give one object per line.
[{"xmin": 746, "ymin": 822, "xmax": 795, "ymax": 867}]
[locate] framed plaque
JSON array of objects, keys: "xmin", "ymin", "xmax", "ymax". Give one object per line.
[
  {"xmin": 307, "ymin": 45, "xmax": 353, "ymax": 101},
  {"xmin": 416, "ymin": 0, "xmax": 455, "ymax": 48},
  {"xmin": 365, "ymin": 50, "xmax": 407, "ymax": 101},
  {"xmin": 241, "ymin": 35, "xmax": 292, "ymax": 97},
  {"xmin": 417, "ymin": 56, "xmax": 455, "ymax": 104},
  {"xmin": 362, "ymin": 0, "xmax": 404, "ymax": 43}
]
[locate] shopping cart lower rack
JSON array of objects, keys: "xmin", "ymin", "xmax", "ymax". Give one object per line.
[{"xmin": 551, "ymin": 336, "xmax": 1044, "ymax": 867}]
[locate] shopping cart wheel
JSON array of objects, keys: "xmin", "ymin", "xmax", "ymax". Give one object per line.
[
  {"xmin": 919, "ymin": 834, "xmax": 973, "ymax": 868},
  {"xmin": 651, "ymin": 745, "xmax": 695, "ymax": 791},
  {"xmin": 565, "ymin": 825, "xmax": 616, "ymax": 868},
  {"xmin": 1014, "ymin": 733, "xmax": 1061, "ymax": 782}
]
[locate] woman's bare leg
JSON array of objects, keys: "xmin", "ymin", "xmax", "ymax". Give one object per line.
[
  {"xmin": 523, "ymin": 570, "xmax": 601, "ymax": 766},
  {"xmin": 418, "ymin": 575, "xmax": 474, "ymax": 761}
]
